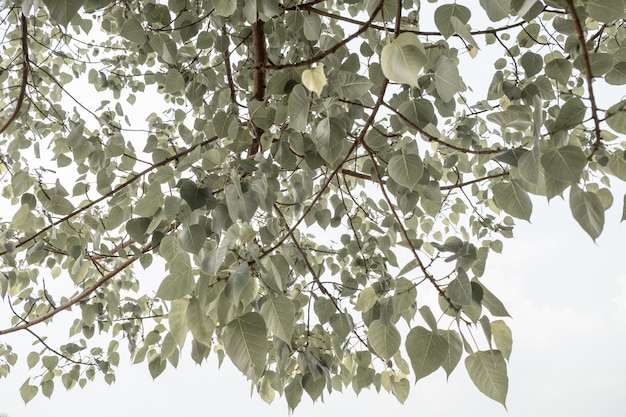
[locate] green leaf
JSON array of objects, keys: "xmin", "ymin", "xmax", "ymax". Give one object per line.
[
  {"xmin": 260, "ymin": 295, "xmax": 296, "ymax": 343},
  {"xmin": 606, "ymin": 100, "xmax": 626, "ymax": 133},
  {"xmin": 20, "ymin": 381, "xmax": 38, "ymax": 404},
  {"xmin": 42, "ymin": 0, "xmax": 86, "ymax": 26},
  {"xmin": 545, "ymin": 58, "xmax": 572, "ymax": 85},
  {"xmin": 622, "ymin": 194, "xmax": 626, "ymax": 222},
  {"xmin": 302, "ymin": 64, "xmax": 327, "ymax": 96},
  {"xmin": 156, "ymin": 253, "xmax": 195, "ymax": 300},
  {"xmin": 354, "ymin": 287, "xmax": 377, "ymax": 312},
  {"xmin": 465, "ymin": 351, "xmax": 508, "ymax": 407},
  {"xmin": 224, "ymin": 262, "xmax": 251, "ymax": 305},
  {"xmin": 606, "ymin": 62, "xmax": 626, "ymax": 85},
  {"xmin": 440, "ymin": 330, "xmax": 463, "ymax": 378},
  {"xmin": 388, "ymin": 153, "xmax": 424, "ymax": 191},
  {"xmin": 398, "ymin": 98, "xmax": 436, "ymax": 130},
  {"xmin": 569, "ymin": 185, "xmax": 605, "ymax": 240},
  {"xmin": 434, "ymin": 56, "xmax": 465, "ymax": 102},
  {"xmin": 553, "ymin": 97, "xmax": 586, "ymax": 131},
  {"xmin": 168, "ymin": 298, "xmax": 189, "ymax": 347},
  {"xmin": 311, "ymin": 117, "xmax": 347, "ymax": 168},
  {"xmin": 541, "ymin": 145, "xmax": 586, "ymax": 183},
  {"xmin": 179, "ymin": 224, "xmax": 206, "ymax": 254},
  {"xmin": 447, "ymin": 272, "xmax": 472, "ymax": 306},
  {"xmin": 368, "ymin": 320, "xmax": 401, "ymax": 360},
  {"xmin": 405, "ymin": 326, "xmax": 448, "ymax": 381},
  {"xmin": 493, "ymin": 180, "xmax": 533, "ymax": 221},
  {"xmin": 520, "ymin": 52, "xmax": 543, "ymax": 77},
  {"xmin": 380, "ymin": 33, "xmax": 428, "ymax": 87},
  {"xmin": 474, "ymin": 279, "xmax": 511, "ymax": 317},
  {"xmin": 288, "ymin": 84, "xmax": 310, "ymax": 132},
  {"xmin": 518, "ymin": 146, "xmax": 540, "ymax": 184},
  {"xmin": 491, "ymin": 320, "xmax": 513, "ymax": 361},
  {"xmin": 120, "ymin": 17, "xmax": 146, "ymax": 44},
  {"xmin": 186, "ymin": 296, "xmax": 215, "ymax": 347},
  {"xmin": 214, "ymin": 0, "xmax": 237, "ymax": 16},
  {"xmin": 486, "ymin": 110, "xmax": 532, "ymax": 130},
  {"xmin": 434, "ymin": 4, "xmax": 471, "ymax": 38},
  {"xmin": 586, "ymin": 0, "xmax": 625, "ymax": 22},
  {"xmin": 479, "ymin": 0, "xmax": 511, "ymax": 21},
  {"xmin": 302, "ymin": 12, "xmax": 321, "ymax": 41},
  {"xmin": 223, "ymin": 312, "xmax": 267, "ymax": 381}
]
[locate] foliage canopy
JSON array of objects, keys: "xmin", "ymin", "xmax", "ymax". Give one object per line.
[{"xmin": 0, "ymin": 0, "xmax": 625, "ymax": 409}]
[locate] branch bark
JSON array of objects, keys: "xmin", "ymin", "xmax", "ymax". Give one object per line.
[{"xmin": 0, "ymin": 13, "xmax": 28, "ymax": 135}]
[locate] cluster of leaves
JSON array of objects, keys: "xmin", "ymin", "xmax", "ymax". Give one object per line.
[{"xmin": 0, "ymin": 0, "xmax": 625, "ymax": 409}]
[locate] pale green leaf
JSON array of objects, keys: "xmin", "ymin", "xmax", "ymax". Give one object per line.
[
  {"xmin": 473, "ymin": 279, "xmax": 511, "ymax": 317},
  {"xmin": 288, "ymin": 84, "xmax": 310, "ymax": 132},
  {"xmin": 418, "ymin": 305, "xmax": 438, "ymax": 332},
  {"xmin": 586, "ymin": 0, "xmax": 625, "ymax": 22},
  {"xmin": 20, "ymin": 381, "xmax": 38, "ymax": 404},
  {"xmin": 606, "ymin": 100, "xmax": 626, "ymax": 133},
  {"xmin": 435, "ymin": 56, "xmax": 465, "ymax": 102},
  {"xmin": 179, "ymin": 224, "xmax": 206, "ymax": 254},
  {"xmin": 447, "ymin": 272, "xmax": 472, "ymax": 306},
  {"xmin": 42, "ymin": 0, "xmax": 85, "ymax": 26},
  {"xmin": 405, "ymin": 326, "xmax": 448, "ymax": 381},
  {"xmin": 311, "ymin": 117, "xmax": 347, "ymax": 168},
  {"xmin": 520, "ymin": 52, "xmax": 543, "ymax": 77},
  {"xmin": 493, "ymin": 180, "xmax": 533, "ymax": 221},
  {"xmin": 434, "ymin": 4, "xmax": 471, "ymax": 38},
  {"xmin": 368, "ymin": 320, "xmax": 401, "ymax": 360},
  {"xmin": 380, "ymin": 33, "xmax": 428, "ymax": 87},
  {"xmin": 260, "ymin": 295, "xmax": 295, "ymax": 343},
  {"xmin": 302, "ymin": 12, "xmax": 321, "ymax": 41},
  {"xmin": 541, "ymin": 145, "xmax": 586, "ymax": 183},
  {"xmin": 119, "ymin": 17, "xmax": 146, "ymax": 44},
  {"xmin": 440, "ymin": 330, "xmax": 463, "ymax": 378},
  {"xmin": 302, "ymin": 64, "xmax": 327, "ymax": 97},
  {"xmin": 223, "ymin": 312, "xmax": 267, "ymax": 381},
  {"xmin": 553, "ymin": 97, "xmax": 586, "ymax": 131},
  {"xmin": 487, "ymin": 110, "xmax": 532, "ymax": 130},
  {"xmin": 569, "ymin": 185, "xmax": 605, "ymax": 240},
  {"xmin": 605, "ymin": 62, "xmax": 626, "ymax": 85},
  {"xmin": 465, "ymin": 351, "xmax": 508, "ymax": 407},
  {"xmin": 355, "ymin": 287, "xmax": 377, "ymax": 312},
  {"xmin": 518, "ymin": 146, "xmax": 540, "ymax": 184},
  {"xmin": 491, "ymin": 320, "xmax": 513, "ymax": 361},
  {"xmin": 186, "ymin": 296, "xmax": 215, "ymax": 347},
  {"xmin": 224, "ymin": 262, "xmax": 251, "ymax": 305},
  {"xmin": 214, "ymin": 0, "xmax": 237, "ymax": 17},
  {"xmin": 168, "ymin": 298, "xmax": 189, "ymax": 348},
  {"xmin": 479, "ymin": 0, "xmax": 511, "ymax": 21},
  {"xmin": 545, "ymin": 58, "xmax": 572, "ymax": 85},
  {"xmin": 388, "ymin": 153, "xmax": 424, "ymax": 191}
]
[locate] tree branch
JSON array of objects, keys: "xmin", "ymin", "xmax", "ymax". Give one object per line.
[
  {"xmin": 0, "ymin": 136, "xmax": 218, "ymax": 257},
  {"xmin": 566, "ymin": 0, "xmax": 603, "ymax": 154},
  {"xmin": 0, "ymin": 13, "xmax": 28, "ymax": 135}
]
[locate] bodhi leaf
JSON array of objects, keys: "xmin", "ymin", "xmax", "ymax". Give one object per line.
[
  {"xmin": 435, "ymin": 56, "xmax": 465, "ymax": 103},
  {"xmin": 405, "ymin": 326, "xmax": 448, "ymax": 381},
  {"xmin": 493, "ymin": 180, "xmax": 533, "ymax": 221},
  {"xmin": 302, "ymin": 65, "xmax": 327, "ymax": 97},
  {"xmin": 223, "ymin": 312, "xmax": 267, "ymax": 381},
  {"xmin": 465, "ymin": 351, "xmax": 508, "ymax": 407},
  {"xmin": 380, "ymin": 33, "xmax": 428, "ymax": 87},
  {"xmin": 541, "ymin": 146, "xmax": 587, "ymax": 183},
  {"xmin": 388, "ymin": 153, "xmax": 424, "ymax": 191},
  {"xmin": 260, "ymin": 295, "xmax": 295, "ymax": 343},
  {"xmin": 42, "ymin": 0, "xmax": 85, "ymax": 26},
  {"xmin": 569, "ymin": 185, "xmax": 605, "ymax": 241},
  {"xmin": 434, "ymin": 4, "xmax": 471, "ymax": 38},
  {"xmin": 368, "ymin": 320, "xmax": 401, "ymax": 360}
]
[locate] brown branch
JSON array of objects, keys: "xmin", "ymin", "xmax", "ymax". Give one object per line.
[
  {"xmin": 267, "ymin": 0, "xmax": 385, "ymax": 70},
  {"xmin": 566, "ymin": 0, "xmax": 603, "ymax": 154},
  {"xmin": 0, "ymin": 222, "xmax": 178, "ymax": 336},
  {"xmin": 0, "ymin": 136, "xmax": 218, "ymax": 257},
  {"xmin": 248, "ymin": 19, "xmax": 267, "ymax": 156},
  {"xmin": 0, "ymin": 13, "xmax": 28, "ymax": 135},
  {"xmin": 223, "ymin": 27, "xmax": 237, "ymax": 105}
]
